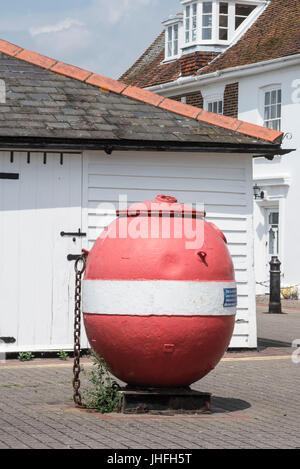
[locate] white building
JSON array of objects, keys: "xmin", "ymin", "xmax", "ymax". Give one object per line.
[
  {"xmin": 0, "ymin": 36, "xmax": 287, "ymax": 354},
  {"xmin": 121, "ymin": 0, "xmax": 300, "ymax": 296}
]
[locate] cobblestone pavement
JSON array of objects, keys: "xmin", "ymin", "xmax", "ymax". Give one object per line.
[{"xmin": 0, "ymin": 307, "xmax": 299, "ymax": 450}]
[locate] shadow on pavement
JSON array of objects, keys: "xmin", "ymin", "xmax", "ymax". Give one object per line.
[
  {"xmin": 258, "ymin": 337, "xmax": 292, "ymax": 349},
  {"xmin": 211, "ymin": 396, "xmax": 251, "ymax": 413}
]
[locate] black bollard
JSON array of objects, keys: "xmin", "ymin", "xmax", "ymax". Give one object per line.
[{"xmin": 268, "ymin": 256, "xmax": 282, "ymax": 314}]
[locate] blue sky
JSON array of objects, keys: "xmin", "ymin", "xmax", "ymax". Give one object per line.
[{"xmin": 0, "ymin": 0, "xmax": 177, "ymax": 78}]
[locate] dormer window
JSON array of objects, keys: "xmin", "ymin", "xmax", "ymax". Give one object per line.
[
  {"xmin": 167, "ymin": 24, "xmax": 179, "ymax": 57},
  {"xmin": 185, "ymin": 3, "xmax": 198, "ymax": 43}
]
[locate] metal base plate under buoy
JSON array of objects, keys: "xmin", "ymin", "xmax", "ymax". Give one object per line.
[{"xmin": 120, "ymin": 387, "xmax": 211, "ymax": 415}]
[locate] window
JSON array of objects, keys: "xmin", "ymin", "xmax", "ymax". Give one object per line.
[
  {"xmin": 219, "ymin": 2, "xmax": 228, "ymax": 40},
  {"xmin": 185, "ymin": 3, "xmax": 197, "ymax": 43},
  {"xmin": 167, "ymin": 24, "xmax": 179, "ymax": 57},
  {"xmin": 235, "ymin": 3, "xmax": 256, "ymax": 29},
  {"xmin": 202, "ymin": 2, "xmax": 213, "ymax": 40},
  {"xmin": 264, "ymin": 89, "xmax": 282, "ymax": 131},
  {"xmin": 208, "ymin": 99, "xmax": 223, "ymax": 114}
]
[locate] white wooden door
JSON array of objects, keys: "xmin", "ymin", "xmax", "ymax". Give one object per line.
[{"xmin": 0, "ymin": 151, "xmax": 85, "ymax": 352}]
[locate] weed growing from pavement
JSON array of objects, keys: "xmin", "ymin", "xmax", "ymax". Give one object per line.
[
  {"xmin": 18, "ymin": 352, "xmax": 35, "ymax": 362},
  {"xmin": 57, "ymin": 350, "xmax": 69, "ymax": 361},
  {"xmin": 82, "ymin": 352, "xmax": 122, "ymax": 413}
]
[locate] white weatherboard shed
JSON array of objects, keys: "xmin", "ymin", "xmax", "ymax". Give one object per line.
[{"xmin": 0, "ymin": 40, "xmax": 287, "ymax": 353}]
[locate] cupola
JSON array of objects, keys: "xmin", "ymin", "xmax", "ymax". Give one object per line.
[{"xmin": 163, "ymin": 0, "xmax": 267, "ymax": 60}]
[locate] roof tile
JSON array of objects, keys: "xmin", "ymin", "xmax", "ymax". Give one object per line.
[
  {"xmin": 0, "ymin": 37, "xmax": 284, "ymax": 145},
  {"xmin": 199, "ymin": 0, "xmax": 300, "ymax": 75},
  {"xmin": 121, "ymin": 0, "xmax": 300, "ymax": 88},
  {"xmin": 120, "ymin": 31, "xmax": 218, "ymax": 88}
]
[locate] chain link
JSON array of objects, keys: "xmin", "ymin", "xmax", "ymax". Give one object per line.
[{"xmin": 73, "ymin": 252, "xmax": 87, "ymax": 407}]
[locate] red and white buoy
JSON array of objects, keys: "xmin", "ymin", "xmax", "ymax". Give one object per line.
[{"xmin": 83, "ymin": 195, "xmax": 237, "ymax": 388}]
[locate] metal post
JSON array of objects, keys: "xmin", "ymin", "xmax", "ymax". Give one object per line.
[{"xmin": 268, "ymin": 256, "xmax": 282, "ymax": 314}]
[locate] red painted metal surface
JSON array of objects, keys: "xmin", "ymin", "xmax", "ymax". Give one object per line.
[
  {"xmin": 84, "ymin": 314, "xmax": 235, "ymax": 387},
  {"xmin": 83, "ymin": 195, "xmax": 236, "ymax": 387}
]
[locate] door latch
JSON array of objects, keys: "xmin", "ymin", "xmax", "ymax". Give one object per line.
[
  {"xmin": 67, "ymin": 254, "xmax": 81, "ymax": 262},
  {"xmin": 61, "ymin": 229, "xmax": 86, "ymax": 238}
]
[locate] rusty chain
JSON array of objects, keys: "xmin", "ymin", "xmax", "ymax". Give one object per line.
[{"xmin": 73, "ymin": 252, "xmax": 87, "ymax": 407}]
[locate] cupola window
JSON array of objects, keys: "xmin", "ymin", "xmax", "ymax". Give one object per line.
[
  {"xmin": 219, "ymin": 2, "xmax": 229, "ymax": 40},
  {"xmin": 202, "ymin": 2, "xmax": 213, "ymax": 40},
  {"xmin": 235, "ymin": 3, "xmax": 257, "ymax": 29},
  {"xmin": 185, "ymin": 3, "xmax": 198, "ymax": 43}
]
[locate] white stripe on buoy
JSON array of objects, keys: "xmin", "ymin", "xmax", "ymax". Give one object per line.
[{"xmin": 82, "ymin": 280, "xmax": 237, "ymax": 316}]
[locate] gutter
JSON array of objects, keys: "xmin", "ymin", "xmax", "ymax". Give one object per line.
[
  {"xmin": 0, "ymin": 137, "xmax": 293, "ymax": 158},
  {"xmin": 146, "ymin": 54, "xmax": 300, "ymax": 96}
]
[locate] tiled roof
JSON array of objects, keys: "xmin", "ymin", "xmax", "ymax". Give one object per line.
[
  {"xmin": 120, "ymin": 32, "xmax": 218, "ymax": 88},
  {"xmin": 0, "ymin": 38, "xmax": 283, "ymax": 146},
  {"xmin": 199, "ymin": 0, "xmax": 300, "ymax": 75},
  {"xmin": 121, "ymin": 0, "xmax": 300, "ymax": 83}
]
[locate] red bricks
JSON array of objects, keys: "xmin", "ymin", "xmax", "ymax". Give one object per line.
[
  {"xmin": 122, "ymin": 86, "xmax": 164, "ymax": 106},
  {"xmin": 224, "ymin": 83, "xmax": 239, "ymax": 119},
  {"xmin": 186, "ymin": 92, "xmax": 204, "ymax": 109},
  {"xmin": 0, "ymin": 39, "xmax": 22, "ymax": 57},
  {"xmin": 51, "ymin": 62, "xmax": 92, "ymax": 82},
  {"xmin": 159, "ymin": 98, "xmax": 201, "ymax": 119},
  {"xmin": 86, "ymin": 74, "xmax": 127, "ymax": 94},
  {"xmin": 17, "ymin": 50, "xmax": 56, "ymax": 70}
]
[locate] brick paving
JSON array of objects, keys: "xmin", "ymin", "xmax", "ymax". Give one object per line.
[{"xmin": 0, "ymin": 307, "xmax": 299, "ymax": 449}]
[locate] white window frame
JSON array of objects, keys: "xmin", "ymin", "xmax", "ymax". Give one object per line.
[
  {"xmin": 218, "ymin": 1, "xmax": 229, "ymax": 41},
  {"xmin": 166, "ymin": 24, "xmax": 180, "ymax": 59},
  {"xmin": 263, "ymin": 87, "xmax": 282, "ymax": 131},
  {"xmin": 207, "ymin": 99, "xmax": 223, "ymax": 114},
  {"xmin": 180, "ymin": 0, "xmax": 263, "ymax": 48},
  {"xmin": 184, "ymin": 1, "xmax": 198, "ymax": 44},
  {"xmin": 202, "ymin": 1, "xmax": 213, "ymax": 41},
  {"xmin": 235, "ymin": 2, "xmax": 257, "ymax": 30},
  {"xmin": 163, "ymin": 20, "xmax": 182, "ymax": 61},
  {"xmin": 204, "ymin": 91, "xmax": 224, "ymax": 114}
]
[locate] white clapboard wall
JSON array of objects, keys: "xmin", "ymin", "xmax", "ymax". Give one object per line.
[
  {"xmin": 82, "ymin": 150, "xmax": 257, "ymax": 349},
  {"xmin": 0, "ymin": 151, "xmax": 88, "ymax": 352}
]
